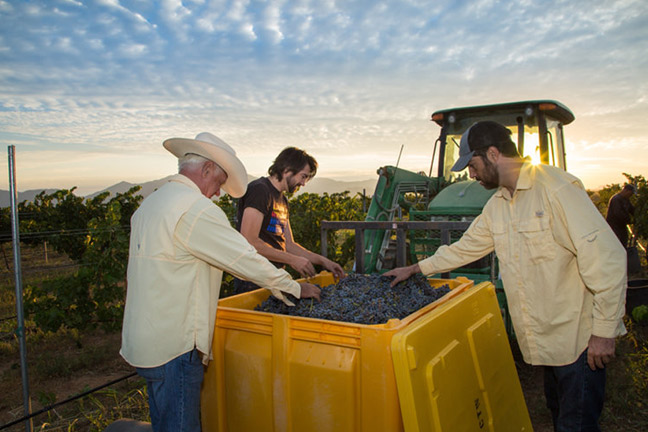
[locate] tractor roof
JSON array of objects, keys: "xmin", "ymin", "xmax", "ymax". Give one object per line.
[{"xmin": 431, "ymin": 100, "xmax": 575, "ymax": 127}]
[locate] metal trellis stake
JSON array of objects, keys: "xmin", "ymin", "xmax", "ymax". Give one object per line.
[{"xmin": 8, "ymin": 146, "xmax": 33, "ymax": 432}]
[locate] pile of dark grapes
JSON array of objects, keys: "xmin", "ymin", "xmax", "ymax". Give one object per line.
[{"xmin": 254, "ymin": 273, "xmax": 451, "ymax": 325}]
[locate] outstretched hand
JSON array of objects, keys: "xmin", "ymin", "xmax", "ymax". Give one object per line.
[
  {"xmin": 291, "ymin": 256, "xmax": 317, "ymax": 278},
  {"xmin": 299, "ymin": 282, "xmax": 321, "ymax": 301},
  {"xmin": 322, "ymin": 258, "xmax": 346, "ymax": 280},
  {"xmin": 383, "ymin": 264, "xmax": 420, "ymax": 287}
]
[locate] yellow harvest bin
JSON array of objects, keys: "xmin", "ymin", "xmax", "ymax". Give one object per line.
[
  {"xmin": 201, "ymin": 272, "xmax": 530, "ymax": 432},
  {"xmin": 391, "ymin": 281, "xmax": 532, "ymax": 431}
]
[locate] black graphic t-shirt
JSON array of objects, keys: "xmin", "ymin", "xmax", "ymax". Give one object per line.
[{"xmin": 236, "ymin": 177, "xmax": 289, "ymax": 265}]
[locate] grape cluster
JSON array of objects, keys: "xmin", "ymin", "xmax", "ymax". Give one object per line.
[{"xmin": 254, "ymin": 273, "xmax": 450, "ymax": 325}]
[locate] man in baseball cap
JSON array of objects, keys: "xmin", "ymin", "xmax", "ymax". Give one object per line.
[
  {"xmin": 451, "ymin": 121, "xmax": 518, "ymax": 173},
  {"xmin": 120, "ymin": 133, "xmax": 320, "ymax": 431},
  {"xmin": 386, "ymin": 120, "xmax": 626, "ymax": 431}
]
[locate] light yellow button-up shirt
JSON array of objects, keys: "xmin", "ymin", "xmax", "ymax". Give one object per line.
[
  {"xmin": 120, "ymin": 174, "xmax": 301, "ymax": 368},
  {"xmin": 419, "ymin": 163, "xmax": 627, "ymax": 366}
]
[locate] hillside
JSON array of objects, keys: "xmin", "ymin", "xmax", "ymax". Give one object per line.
[
  {"xmin": 0, "ymin": 188, "xmax": 59, "ymax": 207},
  {"xmin": 0, "ymin": 176, "xmax": 377, "ymax": 206}
]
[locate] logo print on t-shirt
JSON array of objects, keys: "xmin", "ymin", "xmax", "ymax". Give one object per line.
[{"xmin": 267, "ymin": 205, "xmax": 287, "ymax": 235}]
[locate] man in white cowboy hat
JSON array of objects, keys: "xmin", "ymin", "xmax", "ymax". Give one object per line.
[{"xmin": 120, "ymin": 132, "xmax": 321, "ymax": 432}]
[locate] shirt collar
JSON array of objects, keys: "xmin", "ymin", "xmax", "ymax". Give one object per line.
[
  {"xmin": 169, "ymin": 173, "xmax": 202, "ymax": 194},
  {"xmin": 493, "ymin": 161, "xmax": 534, "ymax": 200},
  {"xmin": 516, "ymin": 162, "xmax": 534, "ymax": 191}
]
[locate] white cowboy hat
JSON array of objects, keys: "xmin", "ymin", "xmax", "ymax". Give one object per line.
[{"xmin": 163, "ymin": 132, "xmax": 248, "ymax": 198}]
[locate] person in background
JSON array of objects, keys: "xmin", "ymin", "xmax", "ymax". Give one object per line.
[
  {"xmin": 384, "ymin": 121, "xmax": 626, "ymax": 432},
  {"xmin": 120, "ymin": 133, "xmax": 320, "ymax": 432},
  {"xmin": 234, "ymin": 146, "xmax": 345, "ymax": 294},
  {"xmin": 606, "ymin": 183, "xmax": 636, "ymax": 247}
]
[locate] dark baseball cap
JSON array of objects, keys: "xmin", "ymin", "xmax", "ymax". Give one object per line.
[
  {"xmin": 451, "ymin": 121, "xmax": 513, "ymax": 172},
  {"xmin": 623, "ymin": 184, "xmax": 637, "ymax": 194}
]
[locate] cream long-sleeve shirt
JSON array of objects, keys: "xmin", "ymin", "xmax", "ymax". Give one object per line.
[
  {"xmin": 418, "ymin": 163, "xmax": 627, "ymax": 366},
  {"xmin": 120, "ymin": 174, "xmax": 301, "ymax": 368}
]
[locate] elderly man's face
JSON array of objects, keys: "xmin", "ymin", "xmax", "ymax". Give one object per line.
[
  {"xmin": 467, "ymin": 154, "xmax": 499, "ymax": 190},
  {"xmin": 204, "ymin": 161, "xmax": 229, "ymax": 198}
]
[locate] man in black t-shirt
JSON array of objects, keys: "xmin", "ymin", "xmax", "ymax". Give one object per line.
[{"xmin": 235, "ymin": 147, "xmax": 345, "ymax": 294}]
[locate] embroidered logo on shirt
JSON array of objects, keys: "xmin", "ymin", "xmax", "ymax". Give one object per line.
[
  {"xmin": 535, "ymin": 210, "xmax": 544, "ymax": 217},
  {"xmin": 584, "ymin": 229, "xmax": 599, "ymax": 242}
]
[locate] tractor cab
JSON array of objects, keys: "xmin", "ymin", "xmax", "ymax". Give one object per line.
[
  {"xmin": 407, "ymin": 100, "xmax": 575, "ymax": 290},
  {"xmin": 431, "ymin": 100, "xmax": 575, "ymax": 182}
]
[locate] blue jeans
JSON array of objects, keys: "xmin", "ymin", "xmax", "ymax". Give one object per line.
[
  {"xmin": 136, "ymin": 348, "xmax": 205, "ymax": 432},
  {"xmin": 543, "ymin": 349, "xmax": 606, "ymax": 432}
]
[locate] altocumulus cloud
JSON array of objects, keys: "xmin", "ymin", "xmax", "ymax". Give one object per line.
[{"xmin": 0, "ymin": 0, "xmax": 646, "ymax": 193}]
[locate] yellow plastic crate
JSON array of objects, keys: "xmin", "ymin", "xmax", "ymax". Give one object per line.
[
  {"xmin": 201, "ymin": 272, "xmax": 528, "ymax": 432},
  {"xmin": 391, "ymin": 281, "xmax": 533, "ymax": 431}
]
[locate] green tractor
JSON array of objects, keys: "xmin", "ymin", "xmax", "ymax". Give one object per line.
[{"xmin": 362, "ymin": 100, "xmax": 575, "ymax": 283}]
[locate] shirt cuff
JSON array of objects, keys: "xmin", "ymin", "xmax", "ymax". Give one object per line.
[
  {"xmin": 418, "ymin": 256, "xmax": 437, "ymax": 276},
  {"xmin": 592, "ymin": 317, "xmax": 627, "ymax": 339},
  {"xmin": 284, "ymin": 280, "xmax": 301, "ymax": 298},
  {"xmin": 268, "ymin": 280, "xmax": 301, "ymax": 306}
]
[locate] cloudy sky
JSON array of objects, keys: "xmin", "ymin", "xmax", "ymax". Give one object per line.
[{"xmin": 0, "ymin": 0, "xmax": 646, "ymax": 195}]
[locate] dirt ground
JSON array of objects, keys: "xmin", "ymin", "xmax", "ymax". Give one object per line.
[
  {"xmin": 0, "ymin": 331, "xmax": 134, "ymax": 429},
  {"xmin": 515, "ymin": 321, "xmax": 648, "ymax": 432}
]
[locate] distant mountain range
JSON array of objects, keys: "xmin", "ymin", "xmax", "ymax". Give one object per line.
[{"xmin": 0, "ymin": 175, "xmax": 378, "ymax": 207}]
